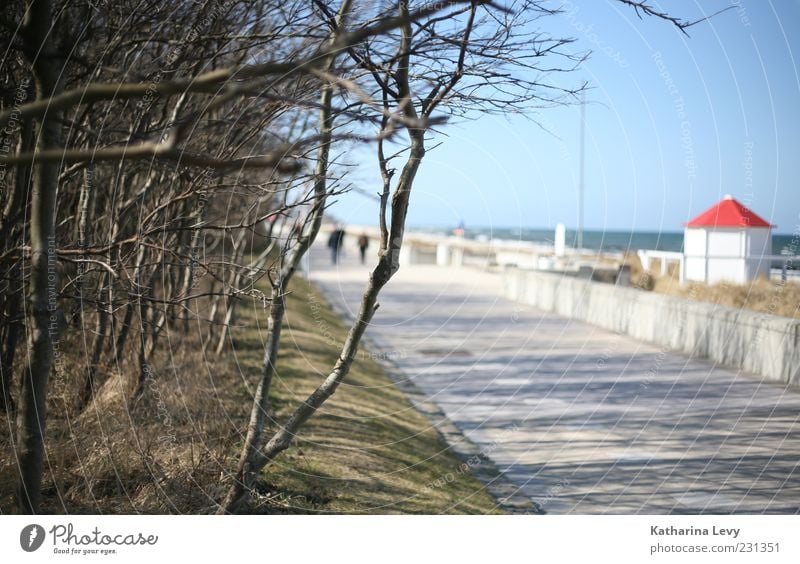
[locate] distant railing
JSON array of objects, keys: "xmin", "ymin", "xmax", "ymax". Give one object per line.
[
  {"xmin": 335, "ymin": 224, "xmax": 620, "ymax": 270},
  {"xmin": 637, "ymin": 248, "xmax": 800, "ymax": 283},
  {"xmin": 636, "ymin": 250, "xmax": 683, "ymax": 276}
]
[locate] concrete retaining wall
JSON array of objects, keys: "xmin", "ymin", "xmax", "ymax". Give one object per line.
[{"xmin": 502, "ymin": 269, "xmax": 800, "ymax": 385}]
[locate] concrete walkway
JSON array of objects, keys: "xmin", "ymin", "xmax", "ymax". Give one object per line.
[{"xmin": 307, "ymin": 240, "xmax": 800, "ymax": 514}]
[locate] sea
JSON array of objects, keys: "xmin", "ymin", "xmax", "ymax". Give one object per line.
[{"xmin": 411, "ymin": 226, "xmax": 798, "ymax": 256}]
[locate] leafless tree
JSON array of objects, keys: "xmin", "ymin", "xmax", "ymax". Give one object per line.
[
  {"xmin": 218, "ymin": 0, "xmax": 721, "ymax": 513},
  {"xmin": 219, "ymin": 0, "xmax": 589, "ymax": 513},
  {"xmin": 0, "ymin": 0, "xmax": 708, "ymax": 514},
  {"xmin": 1, "ymin": 0, "xmax": 332, "ymax": 513}
]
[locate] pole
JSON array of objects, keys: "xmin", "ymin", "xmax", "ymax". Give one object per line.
[{"xmin": 577, "ymin": 90, "xmax": 585, "ymax": 251}]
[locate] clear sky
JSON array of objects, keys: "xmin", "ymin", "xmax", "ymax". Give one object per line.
[{"xmin": 331, "ymin": 0, "xmax": 800, "ymax": 235}]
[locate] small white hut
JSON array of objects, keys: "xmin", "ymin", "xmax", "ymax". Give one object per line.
[{"xmin": 681, "ymin": 195, "xmax": 774, "ymax": 285}]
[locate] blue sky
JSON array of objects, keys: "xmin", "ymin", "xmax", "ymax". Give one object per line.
[{"xmin": 331, "ymin": 0, "xmax": 800, "ymax": 235}]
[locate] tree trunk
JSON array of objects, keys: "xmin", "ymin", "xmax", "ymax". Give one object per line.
[
  {"xmin": 70, "ymin": 165, "xmax": 95, "ymax": 325},
  {"xmin": 230, "ymin": 131, "xmax": 424, "ymax": 506},
  {"xmin": 219, "ymin": 1, "xmax": 424, "ymax": 512},
  {"xmin": 114, "ymin": 240, "xmax": 147, "ymax": 364},
  {"xmin": 215, "ymin": 233, "xmax": 246, "ymax": 355},
  {"xmin": 0, "ymin": 94, "xmax": 35, "ymax": 414},
  {"xmin": 219, "ymin": 0, "xmax": 352, "ymax": 513},
  {"xmin": 16, "ymin": 0, "xmax": 61, "ymax": 514},
  {"xmin": 0, "ymin": 269, "xmax": 22, "ymax": 413},
  {"xmin": 76, "ymin": 275, "xmax": 110, "ymax": 411},
  {"xmin": 220, "ymin": 283, "xmax": 286, "ymax": 511}
]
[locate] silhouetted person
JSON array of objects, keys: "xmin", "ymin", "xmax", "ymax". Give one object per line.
[
  {"xmin": 358, "ymin": 233, "xmax": 369, "ymax": 264},
  {"xmin": 328, "ymin": 226, "xmax": 345, "ymax": 264}
]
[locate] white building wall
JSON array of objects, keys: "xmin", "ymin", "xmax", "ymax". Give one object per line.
[
  {"xmin": 745, "ymin": 227, "xmax": 772, "ymax": 280},
  {"xmin": 683, "ymin": 228, "xmax": 710, "ymax": 283},
  {"xmin": 682, "ymin": 226, "xmax": 772, "ymax": 284},
  {"xmin": 707, "ymin": 229, "xmax": 746, "ymax": 283},
  {"xmin": 683, "ymin": 228, "xmax": 706, "ymax": 257},
  {"xmin": 744, "ymin": 259, "xmax": 768, "ymax": 281},
  {"xmin": 707, "ymin": 229, "xmax": 743, "ymax": 257},
  {"xmin": 707, "ymin": 258, "xmax": 745, "ymax": 284},
  {"xmin": 746, "ymin": 228, "xmax": 771, "ymax": 256},
  {"xmin": 684, "ymin": 257, "xmax": 707, "ymax": 282}
]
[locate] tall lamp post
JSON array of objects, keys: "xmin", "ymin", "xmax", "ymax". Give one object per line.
[{"xmin": 577, "ymin": 90, "xmax": 585, "ymax": 251}]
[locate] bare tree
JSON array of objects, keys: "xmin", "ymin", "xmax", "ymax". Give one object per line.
[
  {"xmin": 218, "ymin": 0, "xmax": 721, "ymax": 513},
  {"xmin": 1, "ymin": 0, "xmax": 481, "ymax": 514},
  {"xmin": 220, "ymin": 0, "xmax": 355, "ymax": 512},
  {"xmin": 0, "ymin": 0, "xmax": 710, "ymax": 514},
  {"xmin": 219, "ymin": 0, "xmax": 586, "ymax": 513},
  {"xmin": 1, "ymin": 0, "xmax": 325, "ymax": 513},
  {"xmin": 14, "ymin": 0, "xmax": 62, "ymax": 513}
]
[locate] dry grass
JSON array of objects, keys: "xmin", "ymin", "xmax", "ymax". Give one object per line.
[
  {"xmin": 0, "ymin": 277, "xmax": 501, "ymax": 514},
  {"xmin": 625, "ymin": 253, "xmax": 800, "ymax": 319}
]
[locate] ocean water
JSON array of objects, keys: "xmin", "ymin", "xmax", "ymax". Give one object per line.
[{"xmin": 412, "ymin": 226, "xmax": 797, "ymax": 256}]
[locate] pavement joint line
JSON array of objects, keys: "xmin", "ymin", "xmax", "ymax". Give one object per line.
[
  {"xmin": 306, "ymin": 275, "xmax": 542, "ymax": 514},
  {"xmin": 305, "ymin": 241, "xmax": 800, "ymax": 514}
]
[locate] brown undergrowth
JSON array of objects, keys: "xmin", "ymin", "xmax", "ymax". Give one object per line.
[
  {"xmin": 626, "ymin": 254, "xmax": 800, "ymax": 319},
  {"xmin": 0, "ymin": 277, "xmax": 501, "ymax": 514}
]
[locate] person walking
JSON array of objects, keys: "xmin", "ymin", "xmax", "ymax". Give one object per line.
[
  {"xmin": 328, "ymin": 225, "xmax": 345, "ymax": 264},
  {"xmin": 358, "ymin": 233, "xmax": 369, "ymax": 264}
]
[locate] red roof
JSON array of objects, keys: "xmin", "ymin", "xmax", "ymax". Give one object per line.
[{"xmin": 684, "ymin": 196, "xmax": 773, "ymax": 228}]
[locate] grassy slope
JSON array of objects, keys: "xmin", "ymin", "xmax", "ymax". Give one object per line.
[
  {"xmin": 240, "ymin": 276, "xmax": 501, "ymax": 514},
  {"xmin": 0, "ymin": 276, "xmax": 501, "ymax": 514}
]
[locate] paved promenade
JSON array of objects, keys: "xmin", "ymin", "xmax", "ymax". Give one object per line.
[{"xmin": 307, "ymin": 241, "xmax": 800, "ymax": 514}]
